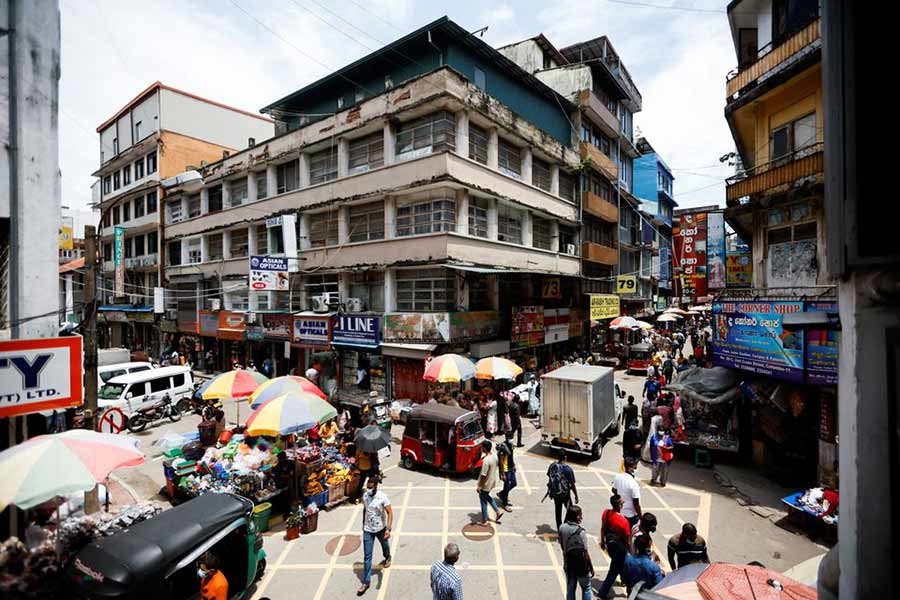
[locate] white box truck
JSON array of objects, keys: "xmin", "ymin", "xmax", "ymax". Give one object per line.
[{"xmin": 541, "ymin": 365, "xmax": 620, "ymax": 459}]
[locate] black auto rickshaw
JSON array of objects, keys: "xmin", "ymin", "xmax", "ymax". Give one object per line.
[
  {"xmin": 339, "ymin": 393, "xmax": 392, "ymax": 431},
  {"xmin": 66, "ymin": 492, "xmax": 266, "ymax": 599}
]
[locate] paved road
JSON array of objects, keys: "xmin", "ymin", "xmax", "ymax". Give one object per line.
[{"xmin": 111, "ymin": 369, "xmax": 826, "ymax": 599}]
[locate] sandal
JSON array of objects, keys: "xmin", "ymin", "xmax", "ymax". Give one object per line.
[
  {"xmin": 357, "ymin": 583, "xmax": 370, "ymax": 596},
  {"xmin": 381, "ymin": 558, "xmax": 392, "ymax": 569}
]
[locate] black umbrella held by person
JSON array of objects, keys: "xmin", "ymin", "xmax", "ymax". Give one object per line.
[{"xmin": 355, "ymin": 422, "xmax": 392, "ymax": 453}]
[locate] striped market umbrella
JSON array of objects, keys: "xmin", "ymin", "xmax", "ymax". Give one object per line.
[
  {"xmin": 248, "ymin": 375, "xmax": 326, "ymax": 409},
  {"xmin": 475, "ymin": 357, "xmax": 524, "ymax": 380},
  {"xmin": 657, "ymin": 313, "xmax": 682, "ymax": 322},
  {"xmin": 0, "ymin": 430, "xmax": 144, "ymax": 511},
  {"xmin": 200, "ymin": 369, "xmax": 269, "ymax": 400},
  {"xmin": 635, "ymin": 320, "xmax": 654, "ymax": 330},
  {"xmin": 423, "ymin": 354, "xmax": 476, "ymax": 383},
  {"xmin": 609, "ymin": 316, "xmax": 640, "ymax": 329},
  {"xmin": 665, "ymin": 307, "xmax": 690, "ymax": 316},
  {"xmin": 245, "ymin": 391, "xmax": 337, "ymax": 437}
]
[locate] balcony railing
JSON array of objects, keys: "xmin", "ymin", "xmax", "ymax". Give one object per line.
[
  {"xmin": 725, "ymin": 142, "xmax": 823, "ymax": 203},
  {"xmin": 582, "ymin": 191, "xmax": 618, "ymax": 223},
  {"xmin": 579, "ymin": 142, "xmax": 618, "ymax": 182},
  {"xmin": 577, "ymin": 90, "xmax": 619, "ymax": 137},
  {"xmin": 726, "ymin": 18, "xmax": 821, "ymax": 101},
  {"xmin": 581, "ymin": 241, "xmax": 618, "ymax": 266}
]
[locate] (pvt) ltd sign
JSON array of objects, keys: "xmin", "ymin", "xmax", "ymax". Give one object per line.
[{"xmin": 0, "ymin": 337, "xmax": 83, "ymax": 418}]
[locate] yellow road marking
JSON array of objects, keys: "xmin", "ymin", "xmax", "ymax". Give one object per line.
[
  {"xmin": 492, "ymin": 521, "xmax": 510, "ymax": 600},
  {"xmin": 442, "ymin": 478, "xmax": 450, "ymax": 550},
  {"xmin": 698, "ymin": 490, "xmax": 712, "ymax": 544},
  {"xmin": 541, "ymin": 532, "xmax": 567, "ymax": 595},
  {"xmin": 645, "ymin": 483, "xmax": 685, "ymax": 527},
  {"xmin": 251, "ymin": 526, "xmax": 294, "ymax": 599},
  {"xmin": 375, "ymin": 483, "xmax": 413, "ymax": 600},
  {"xmin": 311, "ymin": 504, "xmax": 362, "ymax": 600},
  {"xmin": 517, "ymin": 462, "xmax": 533, "ymax": 495}
]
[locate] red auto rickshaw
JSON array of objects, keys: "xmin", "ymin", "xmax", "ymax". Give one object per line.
[
  {"xmin": 400, "ymin": 404, "xmax": 485, "ymax": 476},
  {"xmin": 626, "ymin": 343, "xmax": 654, "ymax": 374}
]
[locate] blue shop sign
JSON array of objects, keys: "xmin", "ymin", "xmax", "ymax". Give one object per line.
[{"xmin": 331, "ymin": 314, "xmax": 380, "ymax": 349}]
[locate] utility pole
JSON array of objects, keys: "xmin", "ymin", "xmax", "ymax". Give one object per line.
[{"xmin": 83, "ymin": 225, "xmax": 100, "ymax": 514}]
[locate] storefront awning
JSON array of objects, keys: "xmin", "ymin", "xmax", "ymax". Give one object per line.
[
  {"xmin": 444, "ymin": 264, "xmax": 555, "ymax": 275},
  {"xmin": 381, "ymin": 343, "xmax": 437, "ymax": 359}
]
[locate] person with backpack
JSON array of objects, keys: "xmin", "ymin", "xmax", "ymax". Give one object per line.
[
  {"xmin": 546, "ymin": 449, "xmax": 579, "ymax": 530},
  {"xmin": 598, "ymin": 494, "xmax": 631, "ymax": 598},
  {"xmin": 497, "ymin": 431, "xmax": 517, "ymax": 510},
  {"xmin": 558, "ymin": 505, "xmax": 594, "ymax": 600}
]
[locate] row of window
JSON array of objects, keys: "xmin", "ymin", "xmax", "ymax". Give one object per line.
[
  {"xmin": 102, "ymin": 151, "xmax": 157, "ymax": 195},
  {"xmin": 102, "ymin": 231, "xmax": 158, "ymax": 261},
  {"xmin": 102, "ymin": 191, "xmax": 158, "ymax": 228},
  {"xmin": 168, "ymin": 224, "xmax": 284, "ymax": 266}
]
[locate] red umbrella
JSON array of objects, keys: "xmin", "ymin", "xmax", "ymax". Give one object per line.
[{"xmin": 697, "ymin": 563, "xmax": 817, "ymax": 600}]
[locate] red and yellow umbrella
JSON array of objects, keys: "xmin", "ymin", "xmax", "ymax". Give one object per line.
[
  {"xmin": 248, "ymin": 375, "xmax": 326, "ymax": 408},
  {"xmin": 423, "ymin": 354, "xmax": 476, "ymax": 383},
  {"xmin": 475, "ymin": 357, "xmax": 523, "ymax": 380},
  {"xmin": 199, "ymin": 369, "xmax": 269, "ymax": 400}
]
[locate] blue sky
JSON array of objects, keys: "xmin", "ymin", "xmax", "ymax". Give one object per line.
[{"xmin": 59, "ymin": 0, "xmax": 736, "ymax": 214}]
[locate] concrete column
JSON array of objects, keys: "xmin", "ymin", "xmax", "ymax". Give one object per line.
[
  {"xmin": 266, "ymin": 164, "xmax": 277, "ymax": 196},
  {"xmin": 181, "ymin": 240, "xmax": 189, "ymax": 265},
  {"xmin": 487, "ymin": 198, "xmax": 499, "ymax": 241},
  {"xmin": 456, "ymin": 271, "xmax": 469, "ymax": 311},
  {"xmin": 338, "ymin": 205, "xmax": 350, "ymax": 244},
  {"xmin": 249, "ymin": 290, "xmax": 259, "ymax": 312},
  {"xmin": 522, "ymin": 147, "xmax": 533, "ymax": 185},
  {"xmin": 522, "ymin": 210, "xmax": 533, "ymax": 247},
  {"xmin": 222, "ymin": 230, "xmax": 232, "ymax": 260},
  {"xmin": 248, "ymin": 225, "xmax": 259, "ymax": 255},
  {"xmin": 487, "ymin": 128, "xmax": 499, "ymax": 169},
  {"xmin": 200, "ymin": 235, "xmax": 209, "ymax": 263},
  {"xmin": 221, "ymin": 180, "xmax": 232, "ymax": 209},
  {"xmin": 247, "ymin": 172, "xmax": 258, "ymax": 203},
  {"xmin": 455, "ymin": 111, "xmax": 469, "ymax": 159},
  {"xmin": 383, "ymin": 121, "xmax": 396, "ymax": 166},
  {"xmin": 181, "ymin": 196, "xmax": 190, "ymax": 219},
  {"xmin": 455, "ymin": 189, "xmax": 469, "ymax": 235},
  {"xmin": 298, "ymin": 213, "xmax": 311, "ymax": 250},
  {"xmin": 550, "ymin": 164, "xmax": 560, "ymax": 196},
  {"xmin": 550, "ymin": 220, "xmax": 560, "ymax": 252},
  {"xmin": 200, "ymin": 187, "xmax": 210, "ymax": 214},
  {"xmin": 338, "ymin": 272, "xmax": 351, "ymax": 304},
  {"xmin": 383, "ymin": 268, "xmax": 397, "ymax": 312},
  {"xmin": 337, "ymin": 138, "xmax": 350, "ymax": 178},
  {"xmin": 299, "ymin": 153, "xmax": 311, "ymax": 188},
  {"xmin": 384, "ymin": 195, "xmax": 397, "ymax": 239}
]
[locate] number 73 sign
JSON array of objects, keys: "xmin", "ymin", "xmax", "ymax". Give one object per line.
[{"xmin": 616, "ymin": 275, "xmax": 637, "ymax": 295}]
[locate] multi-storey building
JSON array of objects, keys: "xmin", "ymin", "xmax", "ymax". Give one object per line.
[
  {"xmin": 499, "ymin": 35, "xmax": 645, "ymax": 313},
  {"xmin": 162, "ymin": 17, "xmax": 593, "ymax": 400},
  {"xmin": 634, "ymin": 137, "xmax": 677, "ymax": 309},
  {"xmin": 93, "ymin": 82, "xmax": 273, "ymax": 354}
]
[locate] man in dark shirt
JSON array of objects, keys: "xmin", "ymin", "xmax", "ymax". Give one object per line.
[
  {"xmin": 508, "ymin": 398, "xmax": 523, "ymax": 447},
  {"xmin": 621, "ymin": 395, "xmax": 639, "ymax": 430},
  {"xmin": 622, "ymin": 422, "xmax": 644, "ymax": 461},
  {"xmin": 667, "ymin": 523, "xmax": 710, "ymax": 570}
]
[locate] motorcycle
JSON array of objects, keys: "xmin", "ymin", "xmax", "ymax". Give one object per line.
[
  {"xmin": 176, "ymin": 380, "xmax": 222, "ymax": 417},
  {"xmin": 127, "ymin": 393, "xmax": 182, "ymax": 433}
]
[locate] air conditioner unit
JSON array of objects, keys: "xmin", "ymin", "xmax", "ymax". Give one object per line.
[
  {"xmin": 346, "ymin": 297, "xmax": 364, "ymax": 312},
  {"xmin": 246, "ymin": 312, "xmax": 257, "ymax": 324},
  {"xmin": 566, "ymin": 243, "xmax": 576, "ymax": 255},
  {"xmin": 311, "ymin": 295, "xmax": 330, "ymax": 313}
]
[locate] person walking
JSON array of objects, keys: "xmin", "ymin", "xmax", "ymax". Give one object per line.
[
  {"xmin": 650, "ymin": 427, "xmax": 674, "ymax": 487},
  {"xmin": 508, "ymin": 397, "xmax": 523, "ymax": 447},
  {"xmin": 430, "ymin": 543, "xmax": 463, "ymax": 600},
  {"xmin": 621, "ymin": 395, "xmax": 639, "ymax": 431},
  {"xmin": 558, "ymin": 505, "xmax": 594, "ymax": 600},
  {"xmin": 497, "ymin": 431, "xmax": 518, "ymax": 510},
  {"xmin": 642, "ymin": 375, "xmax": 660, "ymax": 405},
  {"xmin": 623, "ymin": 535, "xmax": 664, "ymax": 592},
  {"xmin": 358, "ymin": 476, "xmax": 393, "ymax": 595},
  {"xmin": 546, "ymin": 449, "xmax": 579, "ymax": 530},
  {"xmin": 598, "ymin": 494, "xmax": 631, "ymax": 598},
  {"xmin": 641, "ymin": 413, "xmax": 662, "ymax": 464},
  {"xmin": 630, "ymin": 513, "xmax": 658, "ymax": 558},
  {"xmin": 622, "ymin": 421, "xmax": 644, "ymax": 462},
  {"xmin": 662, "ymin": 353, "xmax": 674, "ymax": 385},
  {"xmin": 476, "ymin": 440, "xmax": 504, "ymax": 525},
  {"xmin": 612, "ymin": 457, "xmax": 642, "ymax": 527},
  {"xmin": 667, "ymin": 523, "xmax": 710, "ymax": 570}
]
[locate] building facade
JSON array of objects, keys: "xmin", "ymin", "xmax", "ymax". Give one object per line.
[
  {"xmin": 634, "ymin": 137, "xmax": 676, "ymax": 309},
  {"xmin": 92, "ymin": 82, "xmax": 273, "ymax": 354}
]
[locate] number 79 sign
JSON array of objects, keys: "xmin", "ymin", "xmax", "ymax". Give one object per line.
[{"xmin": 616, "ymin": 275, "xmax": 637, "ymax": 295}]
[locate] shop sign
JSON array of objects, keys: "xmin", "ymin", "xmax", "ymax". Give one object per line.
[
  {"xmin": 616, "ymin": 275, "xmax": 637, "ymax": 295},
  {"xmin": 128, "ymin": 312, "xmax": 156, "ymax": 323},
  {"xmin": 673, "ymin": 212, "xmax": 707, "ymax": 298},
  {"xmin": 177, "ymin": 321, "xmax": 199, "ymax": 334},
  {"xmin": 589, "ymin": 294, "xmax": 620, "ymax": 320},
  {"xmin": 159, "ymin": 320, "xmax": 177, "ymax": 333},
  {"xmin": 450, "ymin": 311, "xmax": 499, "ymax": 342},
  {"xmin": 245, "ymin": 325, "xmax": 265, "ymax": 342},
  {"xmin": 568, "ymin": 309, "xmax": 585, "ymax": 338},
  {"xmin": 659, "ymin": 246, "xmax": 670, "ymax": 289},
  {"xmin": 707, "ymin": 212, "xmax": 726, "ymax": 290},
  {"xmin": 114, "ymin": 226, "xmax": 125, "ymax": 297},
  {"xmin": 262, "ymin": 313, "xmax": 292, "ymax": 339},
  {"xmin": 293, "ymin": 315, "xmax": 330, "ymax": 346},
  {"xmin": 103, "ymin": 311, "xmax": 129, "ymax": 323},
  {"xmin": 59, "ymin": 216, "xmax": 74, "ymax": 250},
  {"xmin": 805, "ymin": 302, "xmax": 839, "ymax": 386},
  {"xmin": 712, "ymin": 301, "xmax": 804, "ymax": 384},
  {"xmin": 545, "ymin": 324, "xmax": 569, "ymax": 344},
  {"xmin": 0, "ymin": 336, "xmax": 83, "ymax": 418},
  {"xmin": 384, "ymin": 313, "xmax": 450, "ymax": 343},
  {"xmin": 726, "ymin": 253, "xmax": 752, "ymax": 288},
  {"xmin": 217, "ymin": 311, "xmax": 247, "ymax": 341},
  {"xmin": 249, "ymin": 255, "xmax": 289, "ymax": 291},
  {"xmin": 332, "ymin": 314, "xmax": 380, "ymax": 349},
  {"xmin": 199, "ymin": 310, "xmax": 219, "ymax": 337},
  {"xmin": 541, "ymin": 278, "xmax": 561, "ymax": 300},
  {"xmin": 511, "ymin": 306, "xmax": 544, "ymax": 350},
  {"xmin": 656, "ymin": 296, "xmax": 667, "ymax": 311}
]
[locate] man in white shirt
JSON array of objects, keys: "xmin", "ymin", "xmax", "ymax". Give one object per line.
[
  {"xmin": 612, "ymin": 456, "xmax": 643, "ymax": 528},
  {"xmin": 358, "ymin": 477, "xmax": 393, "ymax": 595}
]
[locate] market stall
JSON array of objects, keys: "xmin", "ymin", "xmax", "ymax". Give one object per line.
[{"xmin": 664, "ymin": 366, "xmax": 744, "ymax": 454}]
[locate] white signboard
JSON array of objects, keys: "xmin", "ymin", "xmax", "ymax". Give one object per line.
[
  {"xmin": 249, "ymin": 255, "xmax": 289, "ymax": 291},
  {"xmin": 0, "ymin": 337, "xmax": 83, "ymax": 418}
]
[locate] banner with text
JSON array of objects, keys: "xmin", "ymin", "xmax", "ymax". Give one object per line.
[
  {"xmin": 511, "ymin": 306, "xmax": 544, "ymax": 350},
  {"xmin": 249, "ymin": 255, "xmax": 289, "ymax": 291},
  {"xmin": 673, "ymin": 212, "xmax": 707, "ymax": 298},
  {"xmin": 589, "ymin": 294, "xmax": 620, "ymax": 320},
  {"xmin": 707, "ymin": 212, "xmax": 726, "ymax": 290},
  {"xmin": 0, "ymin": 337, "xmax": 83, "ymax": 418}
]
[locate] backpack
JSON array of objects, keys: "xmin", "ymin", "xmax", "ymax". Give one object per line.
[{"xmin": 547, "ymin": 462, "xmax": 572, "ymax": 499}]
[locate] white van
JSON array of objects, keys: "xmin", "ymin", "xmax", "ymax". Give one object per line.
[
  {"xmin": 97, "ymin": 366, "xmax": 194, "ymax": 414},
  {"xmin": 98, "ymin": 362, "xmax": 155, "ymax": 388}
]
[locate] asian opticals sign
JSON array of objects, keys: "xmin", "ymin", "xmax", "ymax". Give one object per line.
[{"xmin": 0, "ymin": 337, "xmax": 83, "ymax": 418}]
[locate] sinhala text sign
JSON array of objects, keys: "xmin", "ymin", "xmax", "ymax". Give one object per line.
[
  {"xmin": 0, "ymin": 337, "xmax": 83, "ymax": 418},
  {"xmin": 712, "ymin": 301, "xmax": 803, "ymax": 383},
  {"xmin": 588, "ymin": 294, "xmax": 620, "ymax": 320}
]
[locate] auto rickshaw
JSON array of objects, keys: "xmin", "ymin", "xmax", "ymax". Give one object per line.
[
  {"xmin": 626, "ymin": 343, "xmax": 654, "ymax": 374},
  {"xmin": 339, "ymin": 393, "xmax": 392, "ymax": 431},
  {"xmin": 66, "ymin": 492, "xmax": 265, "ymax": 599},
  {"xmin": 400, "ymin": 404, "xmax": 485, "ymax": 476}
]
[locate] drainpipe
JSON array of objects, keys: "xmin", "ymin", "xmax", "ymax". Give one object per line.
[
  {"xmin": 7, "ymin": 0, "xmax": 19, "ymax": 337},
  {"xmin": 427, "ymin": 30, "xmax": 443, "ymax": 67}
]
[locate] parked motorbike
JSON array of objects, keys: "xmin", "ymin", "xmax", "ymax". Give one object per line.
[
  {"xmin": 127, "ymin": 394, "xmax": 182, "ymax": 433},
  {"xmin": 176, "ymin": 381, "xmax": 222, "ymax": 417}
]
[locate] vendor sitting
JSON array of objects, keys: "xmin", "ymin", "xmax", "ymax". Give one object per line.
[
  {"xmin": 320, "ymin": 418, "xmax": 340, "ymax": 446},
  {"xmin": 199, "ymin": 551, "xmax": 228, "ymax": 600}
]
